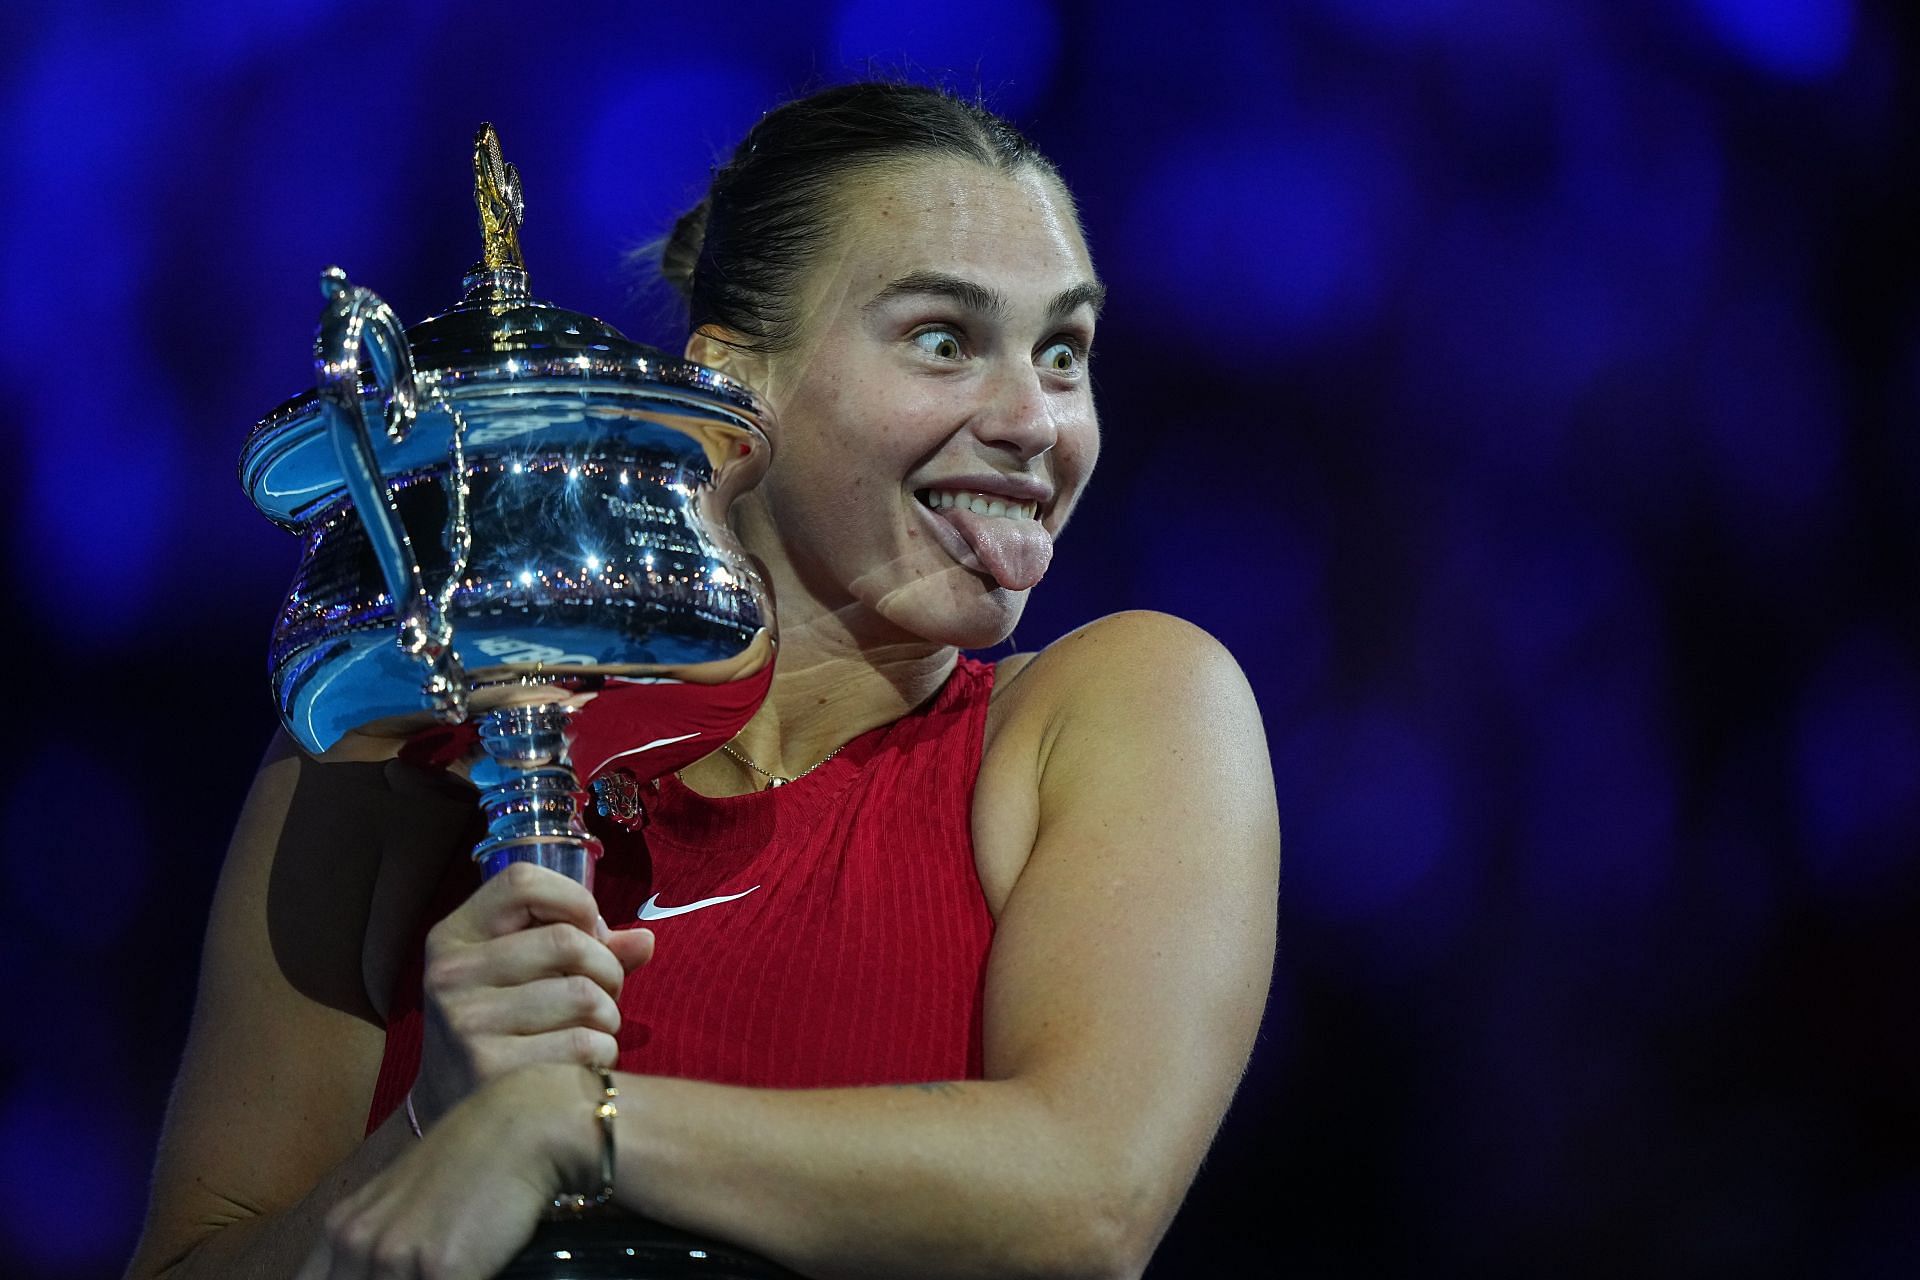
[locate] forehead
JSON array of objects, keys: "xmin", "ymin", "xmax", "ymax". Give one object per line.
[{"xmin": 817, "ymin": 158, "xmax": 1095, "ymax": 306}]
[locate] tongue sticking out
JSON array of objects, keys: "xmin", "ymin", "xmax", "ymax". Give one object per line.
[{"xmin": 940, "ymin": 505, "xmax": 1054, "ymax": 591}]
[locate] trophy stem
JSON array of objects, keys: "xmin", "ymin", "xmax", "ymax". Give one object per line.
[{"xmin": 470, "ymin": 701, "xmax": 603, "ymax": 889}]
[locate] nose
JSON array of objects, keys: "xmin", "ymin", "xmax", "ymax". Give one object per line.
[{"xmin": 973, "ymin": 361, "xmax": 1058, "ymax": 461}]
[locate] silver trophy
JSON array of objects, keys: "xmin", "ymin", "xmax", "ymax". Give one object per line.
[{"xmin": 241, "ymin": 124, "xmax": 775, "ymax": 893}]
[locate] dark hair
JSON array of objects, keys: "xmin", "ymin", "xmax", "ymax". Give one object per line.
[{"xmin": 660, "ymin": 82, "xmax": 1070, "ymax": 353}]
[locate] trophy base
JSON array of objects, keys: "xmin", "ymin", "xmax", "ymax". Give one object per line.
[{"xmin": 496, "ymin": 1211, "xmax": 798, "ymax": 1279}]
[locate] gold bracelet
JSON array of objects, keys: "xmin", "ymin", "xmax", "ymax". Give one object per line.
[{"xmin": 552, "ymin": 1066, "xmax": 618, "ymax": 1212}]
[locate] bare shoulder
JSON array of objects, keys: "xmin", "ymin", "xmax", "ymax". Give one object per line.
[
  {"xmin": 975, "ymin": 613, "xmax": 1267, "ymax": 912},
  {"xmin": 992, "ymin": 609, "xmax": 1258, "ymax": 737}
]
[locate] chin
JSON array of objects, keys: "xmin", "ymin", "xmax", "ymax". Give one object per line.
[
  {"xmin": 940, "ymin": 606, "xmax": 1023, "ymax": 651},
  {"xmin": 880, "ymin": 574, "xmax": 1029, "ymax": 650}
]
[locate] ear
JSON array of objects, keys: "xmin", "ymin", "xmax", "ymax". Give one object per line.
[{"xmin": 684, "ymin": 326, "xmax": 769, "ymax": 389}]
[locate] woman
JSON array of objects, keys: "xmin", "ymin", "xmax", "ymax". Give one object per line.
[{"xmin": 128, "ymin": 83, "xmax": 1279, "ymax": 1280}]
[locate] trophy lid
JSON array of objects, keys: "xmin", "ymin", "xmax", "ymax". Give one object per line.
[{"xmin": 241, "ymin": 124, "xmax": 766, "ymax": 528}]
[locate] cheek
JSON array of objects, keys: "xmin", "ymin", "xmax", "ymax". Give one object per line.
[
  {"xmin": 756, "ymin": 417, "xmax": 894, "ymax": 546},
  {"xmin": 1072, "ymin": 412, "xmax": 1101, "ymax": 470},
  {"xmin": 1055, "ymin": 409, "xmax": 1101, "ymax": 502},
  {"xmin": 778, "ymin": 368, "xmax": 887, "ymax": 455},
  {"xmin": 786, "ymin": 383, "xmax": 933, "ymax": 489}
]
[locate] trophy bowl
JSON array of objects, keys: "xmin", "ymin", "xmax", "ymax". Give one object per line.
[
  {"xmin": 240, "ymin": 124, "xmax": 775, "ymax": 887},
  {"xmin": 243, "ymin": 300, "xmax": 774, "ymax": 753}
]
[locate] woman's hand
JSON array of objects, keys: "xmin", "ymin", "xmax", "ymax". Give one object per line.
[
  {"xmin": 413, "ymin": 863, "xmax": 654, "ymax": 1129},
  {"xmin": 297, "ymin": 1064, "xmax": 600, "ymax": 1280}
]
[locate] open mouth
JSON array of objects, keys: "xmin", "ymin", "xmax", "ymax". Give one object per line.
[
  {"xmin": 911, "ymin": 487, "xmax": 1054, "ymax": 591},
  {"xmin": 915, "ymin": 488, "xmax": 1041, "ymax": 521}
]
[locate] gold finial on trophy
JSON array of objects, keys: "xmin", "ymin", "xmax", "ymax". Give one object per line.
[{"xmin": 473, "ymin": 123, "xmax": 526, "ymax": 272}]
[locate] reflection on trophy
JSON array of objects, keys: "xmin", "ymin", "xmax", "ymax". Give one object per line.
[
  {"xmin": 241, "ymin": 127, "xmax": 794, "ymax": 1277},
  {"xmin": 241, "ymin": 124, "xmax": 775, "ymax": 893}
]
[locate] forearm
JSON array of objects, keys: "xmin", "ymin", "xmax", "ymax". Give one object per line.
[
  {"xmin": 603, "ymin": 1072, "xmax": 1149, "ymax": 1280},
  {"xmin": 130, "ymin": 1108, "xmax": 415, "ymax": 1280}
]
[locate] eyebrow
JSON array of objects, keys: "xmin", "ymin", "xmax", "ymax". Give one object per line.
[{"xmin": 864, "ymin": 270, "xmax": 1107, "ymax": 322}]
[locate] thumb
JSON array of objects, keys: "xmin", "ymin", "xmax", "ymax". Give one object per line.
[{"xmin": 605, "ymin": 926, "xmax": 656, "ymax": 973}]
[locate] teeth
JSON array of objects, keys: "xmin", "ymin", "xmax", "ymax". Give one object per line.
[{"xmin": 919, "ymin": 488, "xmax": 1038, "ymax": 520}]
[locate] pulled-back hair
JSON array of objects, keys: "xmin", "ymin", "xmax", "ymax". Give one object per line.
[{"xmin": 660, "ymin": 82, "xmax": 1069, "ymax": 353}]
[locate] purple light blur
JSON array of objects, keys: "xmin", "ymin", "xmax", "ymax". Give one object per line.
[
  {"xmin": 1690, "ymin": 0, "xmax": 1855, "ymax": 81},
  {"xmin": 1795, "ymin": 629, "xmax": 1920, "ymax": 903},
  {"xmin": 829, "ymin": 0, "xmax": 1061, "ymax": 116}
]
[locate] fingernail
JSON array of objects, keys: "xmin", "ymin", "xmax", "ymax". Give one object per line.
[{"xmin": 595, "ymin": 914, "xmax": 611, "ymax": 940}]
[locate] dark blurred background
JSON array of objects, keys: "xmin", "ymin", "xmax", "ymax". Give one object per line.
[{"xmin": 4, "ymin": 0, "xmax": 1917, "ymax": 1276}]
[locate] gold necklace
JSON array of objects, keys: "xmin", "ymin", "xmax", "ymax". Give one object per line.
[{"xmin": 719, "ymin": 739, "xmax": 845, "ymax": 788}]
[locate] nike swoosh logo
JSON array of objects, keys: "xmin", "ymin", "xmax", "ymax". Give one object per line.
[{"xmin": 636, "ymin": 885, "xmax": 760, "ymax": 921}]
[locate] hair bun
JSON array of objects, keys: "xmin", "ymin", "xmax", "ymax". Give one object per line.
[{"xmin": 660, "ymin": 196, "xmax": 711, "ymax": 302}]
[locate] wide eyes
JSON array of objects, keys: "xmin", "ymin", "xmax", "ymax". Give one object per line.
[
  {"xmin": 913, "ymin": 328, "xmax": 964, "ymax": 360},
  {"xmin": 1038, "ymin": 340, "xmax": 1081, "ymax": 373},
  {"xmin": 911, "ymin": 328, "xmax": 1087, "ymax": 375}
]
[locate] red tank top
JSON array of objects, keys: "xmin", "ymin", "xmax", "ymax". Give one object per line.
[{"xmin": 367, "ymin": 657, "xmax": 998, "ymax": 1130}]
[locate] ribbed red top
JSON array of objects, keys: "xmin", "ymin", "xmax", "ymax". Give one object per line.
[{"xmin": 368, "ymin": 657, "xmax": 997, "ymax": 1130}]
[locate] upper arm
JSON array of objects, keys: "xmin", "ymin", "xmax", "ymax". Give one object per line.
[
  {"xmin": 979, "ymin": 612, "xmax": 1280, "ymax": 1237},
  {"xmin": 127, "ymin": 735, "xmax": 462, "ymax": 1274}
]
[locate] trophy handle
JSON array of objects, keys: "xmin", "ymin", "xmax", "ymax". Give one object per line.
[{"xmin": 314, "ymin": 266, "xmax": 468, "ymax": 725}]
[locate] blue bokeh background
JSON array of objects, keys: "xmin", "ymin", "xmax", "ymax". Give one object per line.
[{"xmin": 5, "ymin": 1, "xmax": 1917, "ymax": 1275}]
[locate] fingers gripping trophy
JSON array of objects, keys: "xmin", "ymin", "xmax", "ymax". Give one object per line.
[{"xmin": 239, "ymin": 127, "xmax": 789, "ymax": 1276}]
